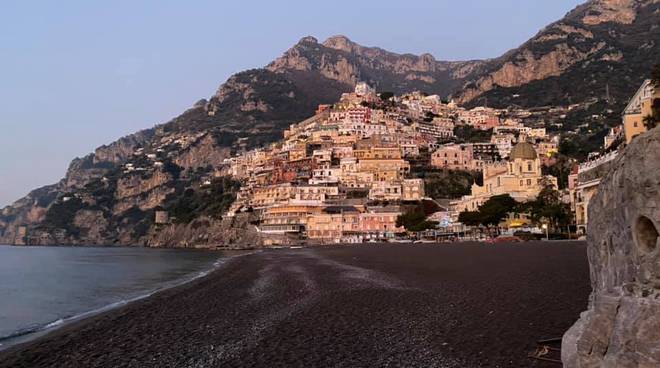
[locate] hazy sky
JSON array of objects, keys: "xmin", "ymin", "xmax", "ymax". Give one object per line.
[{"xmin": 0, "ymin": 0, "xmax": 584, "ymax": 206}]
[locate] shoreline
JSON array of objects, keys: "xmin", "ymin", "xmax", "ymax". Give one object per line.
[
  {"xmin": 0, "ymin": 248, "xmax": 257, "ymax": 351},
  {"xmin": 0, "ymin": 242, "xmax": 589, "ymax": 367}
]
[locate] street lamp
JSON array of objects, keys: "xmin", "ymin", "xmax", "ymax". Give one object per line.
[{"xmin": 542, "ymin": 223, "xmax": 549, "ymax": 241}]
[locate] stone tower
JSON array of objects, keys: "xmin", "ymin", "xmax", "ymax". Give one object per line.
[{"xmin": 562, "ymin": 127, "xmax": 660, "ymax": 367}]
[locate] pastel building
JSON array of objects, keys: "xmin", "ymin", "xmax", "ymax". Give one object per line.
[
  {"xmin": 452, "ymin": 142, "xmax": 557, "ymax": 212},
  {"xmin": 431, "ymin": 144, "xmax": 473, "ymax": 171},
  {"xmin": 622, "ymin": 79, "xmax": 657, "ymax": 144}
]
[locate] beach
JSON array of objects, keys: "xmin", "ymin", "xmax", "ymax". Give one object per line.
[{"xmin": 0, "ymin": 241, "xmax": 590, "ymax": 367}]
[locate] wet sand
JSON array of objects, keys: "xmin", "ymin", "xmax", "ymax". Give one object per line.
[{"xmin": 0, "ymin": 241, "xmax": 590, "ymax": 367}]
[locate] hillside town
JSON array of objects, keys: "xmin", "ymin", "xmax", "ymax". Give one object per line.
[
  {"xmin": 181, "ymin": 79, "xmax": 656, "ymax": 245},
  {"xmin": 3, "ymin": 76, "xmax": 656, "ymax": 247}
]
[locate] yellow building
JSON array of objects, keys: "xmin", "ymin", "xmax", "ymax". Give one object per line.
[
  {"xmin": 357, "ymin": 159, "xmax": 410, "ymax": 180},
  {"xmin": 622, "ymin": 79, "xmax": 658, "ymax": 144},
  {"xmin": 452, "ymin": 142, "xmax": 557, "ymax": 212}
]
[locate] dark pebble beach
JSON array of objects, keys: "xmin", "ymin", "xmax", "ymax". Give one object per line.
[{"xmin": 0, "ymin": 241, "xmax": 590, "ymax": 368}]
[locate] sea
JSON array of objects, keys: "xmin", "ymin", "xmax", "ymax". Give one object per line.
[{"xmin": 0, "ymin": 244, "xmax": 236, "ymax": 350}]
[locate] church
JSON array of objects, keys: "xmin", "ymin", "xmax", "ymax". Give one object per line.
[{"xmin": 451, "ymin": 141, "xmax": 558, "ymax": 213}]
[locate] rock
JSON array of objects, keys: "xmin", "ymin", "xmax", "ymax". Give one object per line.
[{"xmin": 562, "ymin": 127, "xmax": 660, "ymax": 367}]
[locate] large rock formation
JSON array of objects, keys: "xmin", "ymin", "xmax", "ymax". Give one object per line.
[
  {"xmin": 562, "ymin": 127, "xmax": 660, "ymax": 367},
  {"xmin": 456, "ymin": 0, "xmax": 660, "ymax": 107}
]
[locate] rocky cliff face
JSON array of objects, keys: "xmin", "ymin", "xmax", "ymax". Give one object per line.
[
  {"xmin": 266, "ymin": 35, "xmax": 484, "ymax": 98},
  {"xmin": 457, "ymin": 0, "xmax": 660, "ymax": 107},
  {"xmin": 562, "ymin": 127, "xmax": 660, "ymax": 367}
]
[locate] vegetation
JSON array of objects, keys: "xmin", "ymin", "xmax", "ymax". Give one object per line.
[
  {"xmin": 519, "ymin": 180, "xmax": 572, "ymax": 232},
  {"xmin": 41, "ymin": 196, "xmax": 85, "ymax": 235},
  {"xmin": 642, "ymin": 64, "xmax": 660, "ymax": 130},
  {"xmin": 396, "ymin": 208, "xmax": 438, "ymax": 232},
  {"xmin": 414, "ymin": 169, "xmax": 481, "ymax": 200},
  {"xmin": 457, "ymin": 194, "xmax": 517, "ymax": 228},
  {"xmin": 379, "ymin": 91, "xmax": 394, "ymax": 101},
  {"xmin": 453, "ymin": 126, "xmax": 493, "ymax": 143},
  {"xmin": 541, "ymin": 154, "xmax": 574, "ymax": 190},
  {"xmin": 166, "ymin": 176, "xmax": 241, "ymax": 224}
]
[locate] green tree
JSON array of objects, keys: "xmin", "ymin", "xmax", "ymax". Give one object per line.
[
  {"xmin": 396, "ymin": 209, "xmax": 437, "ymax": 232},
  {"xmin": 457, "ymin": 194, "xmax": 517, "ymax": 232},
  {"xmin": 477, "ymin": 194, "xmax": 518, "ymax": 226},
  {"xmin": 526, "ymin": 180, "xmax": 572, "ymax": 232},
  {"xmin": 458, "ymin": 211, "xmax": 482, "ymax": 226}
]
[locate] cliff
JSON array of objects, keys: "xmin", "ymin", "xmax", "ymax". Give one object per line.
[
  {"xmin": 562, "ymin": 127, "xmax": 660, "ymax": 367},
  {"xmin": 456, "ymin": 0, "xmax": 660, "ymax": 108}
]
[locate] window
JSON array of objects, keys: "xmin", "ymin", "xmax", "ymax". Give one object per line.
[
  {"xmin": 527, "ymin": 162, "xmax": 532, "ymax": 171},
  {"xmin": 527, "ymin": 179, "xmax": 532, "ymax": 186}
]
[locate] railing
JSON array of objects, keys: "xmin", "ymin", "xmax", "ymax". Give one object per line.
[{"xmin": 578, "ymin": 149, "xmax": 619, "ymax": 174}]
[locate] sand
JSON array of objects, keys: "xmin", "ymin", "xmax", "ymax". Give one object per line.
[{"xmin": 0, "ymin": 241, "xmax": 590, "ymax": 367}]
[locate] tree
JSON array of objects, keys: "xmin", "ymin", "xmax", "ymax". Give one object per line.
[
  {"xmin": 458, "ymin": 211, "xmax": 482, "ymax": 226},
  {"xmin": 457, "ymin": 194, "xmax": 517, "ymax": 230},
  {"xmin": 526, "ymin": 180, "xmax": 572, "ymax": 232},
  {"xmin": 396, "ymin": 209, "xmax": 437, "ymax": 232},
  {"xmin": 478, "ymin": 194, "xmax": 518, "ymax": 226}
]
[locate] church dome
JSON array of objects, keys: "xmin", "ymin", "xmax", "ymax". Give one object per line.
[{"xmin": 509, "ymin": 142, "xmax": 538, "ymax": 160}]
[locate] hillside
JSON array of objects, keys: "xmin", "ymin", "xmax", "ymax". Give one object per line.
[{"xmin": 457, "ymin": 0, "xmax": 660, "ymax": 107}]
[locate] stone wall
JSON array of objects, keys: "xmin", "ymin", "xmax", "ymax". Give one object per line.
[{"xmin": 562, "ymin": 127, "xmax": 660, "ymax": 367}]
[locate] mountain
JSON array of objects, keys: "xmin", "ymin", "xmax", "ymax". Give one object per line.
[
  {"xmin": 455, "ymin": 0, "xmax": 660, "ymax": 108},
  {"xmin": 1, "ymin": 0, "xmax": 658, "ymax": 246}
]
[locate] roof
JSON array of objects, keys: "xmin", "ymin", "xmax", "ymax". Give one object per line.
[{"xmin": 509, "ymin": 141, "xmax": 538, "ymax": 160}]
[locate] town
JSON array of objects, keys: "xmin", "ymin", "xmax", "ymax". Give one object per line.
[{"xmin": 192, "ymin": 78, "xmax": 658, "ymax": 245}]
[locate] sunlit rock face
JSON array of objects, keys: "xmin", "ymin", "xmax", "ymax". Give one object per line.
[{"xmin": 562, "ymin": 127, "xmax": 660, "ymax": 367}]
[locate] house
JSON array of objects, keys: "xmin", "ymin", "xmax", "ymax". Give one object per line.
[
  {"xmin": 622, "ymin": 79, "xmax": 657, "ymax": 144},
  {"xmin": 431, "ymin": 144, "xmax": 473, "ymax": 170}
]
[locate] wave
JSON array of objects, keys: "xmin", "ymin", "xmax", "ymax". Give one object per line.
[{"xmin": 0, "ymin": 250, "xmax": 259, "ymax": 350}]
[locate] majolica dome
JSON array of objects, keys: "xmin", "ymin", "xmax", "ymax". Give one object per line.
[{"xmin": 509, "ymin": 141, "xmax": 538, "ymax": 160}]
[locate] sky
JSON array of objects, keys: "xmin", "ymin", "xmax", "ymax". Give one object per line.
[{"xmin": 0, "ymin": 0, "xmax": 584, "ymax": 207}]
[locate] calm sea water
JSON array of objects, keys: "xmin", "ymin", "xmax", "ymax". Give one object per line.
[{"xmin": 0, "ymin": 244, "xmax": 232, "ymax": 349}]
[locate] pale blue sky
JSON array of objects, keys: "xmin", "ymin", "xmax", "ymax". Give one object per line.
[{"xmin": 0, "ymin": 0, "xmax": 584, "ymax": 206}]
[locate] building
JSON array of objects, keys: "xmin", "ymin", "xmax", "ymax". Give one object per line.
[
  {"xmin": 570, "ymin": 150, "xmax": 620, "ymax": 234},
  {"xmin": 259, "ymin": 205, "xmax": 323, "ymax": 234},
  {"xmin": 354, "ymin": 82, "xmax": 375, "ymax": 97},
  {"xmin": 622, "ymin": 79, "xmax": 657, "ymax": 144},
  {"xmin": 471, "ymin": 143, "xmax": 500, "ymax": 163},
  {"xmin": 431, "ymin": 144, "xmax": 473, "ymax": 170},
  {"xmin": 491, "ymin": 134, "xmax": 515, "ymax": 158},
  {"xmin": 154, "ymin": 211, "xmax": 170, "ymax": 224},
  {"xmin": 412, "ymin": 122, "xmax": 454, "ymax": 140},
  {"xmin": 402, "ymin": 179, "xmax": 425, "ymax": 201},
  {"xmin": 452, "ymin": 141, "xmax": 557, "ymax": 212}
]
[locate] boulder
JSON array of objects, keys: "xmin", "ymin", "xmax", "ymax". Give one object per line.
[{"xmin": 562, "ymin": 127, "xmax": 660, "ymax": 367}]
